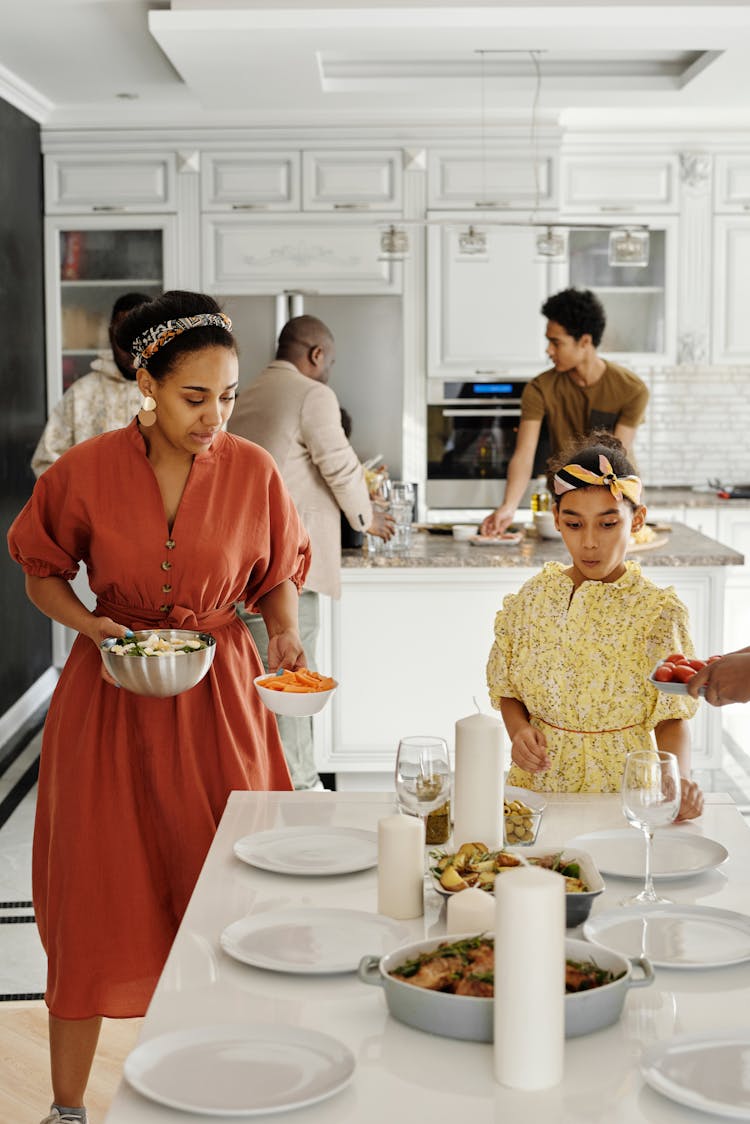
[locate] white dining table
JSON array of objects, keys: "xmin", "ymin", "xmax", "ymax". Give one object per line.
[{"xmin": 105, "ymin": 790, "xmax": 750, "ymax": 1123}]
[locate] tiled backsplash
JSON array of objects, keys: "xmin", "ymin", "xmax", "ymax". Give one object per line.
[{"xmin": 634, "ymin": 366, "xmax": 750, "ymax": 486}]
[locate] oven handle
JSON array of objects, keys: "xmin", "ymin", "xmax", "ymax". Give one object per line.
[{"xmin": 441, "ymin": 408, "xmax": 522, "ymax": 418}]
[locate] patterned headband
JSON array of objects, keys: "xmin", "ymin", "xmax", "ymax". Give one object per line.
[
  {"xmin": 553, "ymin": 453, "xmax": 642, "ymax": 506},
  {"xmin": 132, "ymin": 313, "xmax": 233, "ymax": 369}
]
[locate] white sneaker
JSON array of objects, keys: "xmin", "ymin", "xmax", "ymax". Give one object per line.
[{"xmin": 40, "ymin": 1110, "xmax": 86, "ymax": 1124}]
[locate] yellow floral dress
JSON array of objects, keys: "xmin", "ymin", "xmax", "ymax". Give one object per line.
[{"xmin": 486, "ymin": 561, "xmax": 699, "ymax": 793}]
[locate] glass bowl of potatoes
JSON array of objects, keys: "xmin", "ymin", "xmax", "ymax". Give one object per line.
[{"xmin": 503, "ymin": 785, "xmax": 546, "ymax": 846}]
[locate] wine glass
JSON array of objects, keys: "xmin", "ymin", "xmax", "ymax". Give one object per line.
[
  {"xmin": 395, "ymin": 736, "xmax": 452, "ymax": 835},
  {"xmin": 621, "ymin": 750, "xmax": 681, "ymax": 905}
]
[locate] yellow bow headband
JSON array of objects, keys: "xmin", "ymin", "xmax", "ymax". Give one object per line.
[{"xmin": 553, "ymin": 454, "xmax": 642, "ymax": 505}]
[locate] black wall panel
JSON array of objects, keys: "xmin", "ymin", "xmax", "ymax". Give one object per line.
[{"xmin": 0, "ymin": 98, "xmax": 50, "ymax": 715}]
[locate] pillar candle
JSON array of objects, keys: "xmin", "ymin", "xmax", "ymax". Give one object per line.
[
  {"xmin": 494, "ymin": 865, "xmax": 565, "ymax": 1090},
  {"xmin": 452, "ymin": 711, "xmax": 504, "ymax": 849},
  {"xmin": 446, "ymin": 886, "xmax": 495, "ymax": 934},
  {"xmin": 377, "ymin": 814, "xmax": 424, "ymax": 920}
]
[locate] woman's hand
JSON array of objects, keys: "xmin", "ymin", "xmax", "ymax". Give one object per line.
[
  {"xmin": 84, "ymin": 616, "xmax": 134, "ymax": 687},
  {"xmin": 268, "ymin": 628, "xmax": 306, "ymax": 674},
  {"xmin": 675, "ymin": 777, "xmax": 704, "ymax": 822},
  {"xmin": 511, "ymin": 723, "xmax": 550, "ymax": 773}
]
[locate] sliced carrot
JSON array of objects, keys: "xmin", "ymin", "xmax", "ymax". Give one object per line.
[{"xmin": 258, "ymin": 667, "xmax": 336, "ymax": 693}]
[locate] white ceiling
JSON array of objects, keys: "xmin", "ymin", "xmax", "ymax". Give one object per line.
[{"xmin": 2, "ymin": 1, "xmax": 750, "ymax": 130}]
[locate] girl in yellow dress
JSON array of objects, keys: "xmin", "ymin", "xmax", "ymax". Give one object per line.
[{"xmin": 486, "ymin": 431, "xmax": 704, "ymax": 821}]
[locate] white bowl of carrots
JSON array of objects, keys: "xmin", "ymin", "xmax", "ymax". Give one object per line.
[{"xmin": 254, "ymin": 668, "xmax": 338, "ymax": 717}]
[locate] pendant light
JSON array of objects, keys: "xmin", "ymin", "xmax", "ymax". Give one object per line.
[
  {"xmin": 535, "ymin": 226, "xmax": 566, "ymax": 262},
  {"xmin": 608, "ymin": 227, "xmax": 650, "ymax": 267}
]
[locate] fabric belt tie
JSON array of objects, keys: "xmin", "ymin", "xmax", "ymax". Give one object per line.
[
  {"xmin": 536, "ymin": 716, "xmax": 640, "ymax": 736},
  {"xmin": 96, "ymin": 598, "xmax": 236, "ymax": 633}
]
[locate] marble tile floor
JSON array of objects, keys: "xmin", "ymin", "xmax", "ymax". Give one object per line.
[{"xmin": 2, "ymin": 729, "xmax": 750, "ymax": 998}]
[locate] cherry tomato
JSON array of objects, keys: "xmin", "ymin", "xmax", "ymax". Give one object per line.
[
  {"xmin": 664, "ymin": 653, "xmax": 688, "ymax": 665},
  {"xmin": 707, "ymin": 655, "xmax": 723, "ymax": 663},
  {"xmin": 673, "ymin": 664, "xmax": 697, "ymax": 683},
  {"xmin": 686, "ymin": 658, "xmax": 707, "ymax": 671},
  {"xmin": 654, "ymin": 665, "xmax": 676, "ymax": 682}
]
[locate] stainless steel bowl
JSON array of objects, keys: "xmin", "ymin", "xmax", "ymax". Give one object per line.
[
  {"xmin": 358, "ymin": 933, "xmax": 653, "ymax": 1042},
  {"xmin": 100, "ymin": 630, "xmax": 216, "ymax": 698}
]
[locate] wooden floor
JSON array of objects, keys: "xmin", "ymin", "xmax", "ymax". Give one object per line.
[{"xmin": 0, "ymin": 1003, "xmax": 141, "ymax": 1124}]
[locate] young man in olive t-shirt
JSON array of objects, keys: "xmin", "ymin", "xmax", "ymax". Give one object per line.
[{"xmin": 481, "ymin": 288, "xmax": 648, "ymax": 536}]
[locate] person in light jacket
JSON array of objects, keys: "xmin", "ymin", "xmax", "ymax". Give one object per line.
[
  {"xmin": 31, "ymin": 291, "xmax": 150, "ymax": 477},
  {"xmin": 228, "ymin": 315, "xmax": 393, "ymax": 789}
]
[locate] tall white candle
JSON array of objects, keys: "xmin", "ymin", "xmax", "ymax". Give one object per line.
[
  {"xmin": 446, "ymin": 886, "xmax": 495, "ymax": 934},
  {"xmin": 377, "ymin": 815, "xmax": 424, "ymax": 920},
  {"xmin": 494, "ymin": 865, "xmax": 565, "ymax": 1090},
  {"xmin": 452, "ymin": 711, "xmax": 504, "ymax": 849}
]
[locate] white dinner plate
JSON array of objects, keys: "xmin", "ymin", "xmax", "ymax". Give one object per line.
[
  {"xmin": 220, "ymin": 908, "xmax": 407, "ymax": 974},
  {"xmin": 469, "ymin": 532, "xmax": 523, "ymax": 547},
  {"xmin": 233, "ymin": 826, "xmax": 378, "ymax": 876},
  {"xmin": 124, "ymin": 1023, "xmax": 355, "ymax": 1116},
  {"xmin": 583, "ymin": 905, "xmax": 750, "ymax": 969},
  {"xmin": 641, "ymin": 1031, "xmax": 750, "ymax": 1118},
  {"xmin": 648, "ymin": 660, "xmax": 706, "ymax": 696},
  {"xmin": 567, "ymin": 828, "xmax": 727, "ymax": 881}
]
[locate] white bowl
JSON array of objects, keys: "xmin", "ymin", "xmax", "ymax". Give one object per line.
[
  {"xmin": 254, "ymin": 673, "xmax": 338, "ymax": 717},
  {"xmin": 452, "ymin": 524, "xmax": 478, "ymax": 541},
  {"xmin": 534, "ymin": 510, "xmax": 563, "ymax": 539}
]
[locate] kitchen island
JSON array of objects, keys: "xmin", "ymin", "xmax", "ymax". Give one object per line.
[{"xmin": 314, "ymin": 524, "xmax": 743, "ymax": 784}]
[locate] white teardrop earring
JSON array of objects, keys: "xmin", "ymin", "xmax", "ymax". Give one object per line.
[{"xmin": 138, "ymin": 395, "xmax": 157, "ymax": 427}]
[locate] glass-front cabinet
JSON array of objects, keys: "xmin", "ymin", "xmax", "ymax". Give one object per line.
[
  {"xmin": 44, "ymin": 215, "xmax": 177, "ymax": 411},
  {"xmin": 550, "ymin": 218, "xmax": 678, "ymax": 366}
]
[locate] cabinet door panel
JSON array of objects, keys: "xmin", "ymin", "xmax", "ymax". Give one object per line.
[
  {"xmin": 201, "ymin": 152, "xmax": 300, "ymax": 211},
  {"xmin": 302, "ymin": 151, "xmax": 402, "ymax": 211},
  {"xmin": 428, "ymin": 150, "xmax": 556, "ymax": 209},
  {"xmin": 45, "ymin": 154, "xmax": 176, "ymax": 213},
  {"xmin": 203, "ymin": 217, "xmax": 401, "ymax": 294},
  {"xmin": 561, "ymin": 156, "xmax": 677, "ymax": 213},
  {"xmin": 714, "ymin": 155, "xmax": 750, "ymax": 213},
  {"xmin": 428, "ymin": 222, "xmax": 549, "ymax": 376},
  {"xmin": 712, "ymin": 218, "xmax": 750, "ymax": 364}
]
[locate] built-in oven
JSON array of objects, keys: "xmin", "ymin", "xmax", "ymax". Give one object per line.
[{"xmin": 426, "ymin": 380, "xmax": 549, "ymax": 510}]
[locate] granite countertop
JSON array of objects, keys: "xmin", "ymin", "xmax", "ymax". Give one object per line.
[
  {"xmin": 644, "ymin": 486, "xmax": 750, "ymax": 508},
  {"xmin": 342, "ymin": 522, "xmax": 744, "ymax": 570}
]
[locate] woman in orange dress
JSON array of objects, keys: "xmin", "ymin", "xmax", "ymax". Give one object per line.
[{"xmin": 8, "ymin": 290, "xmax": 311, "ymax": 1124}]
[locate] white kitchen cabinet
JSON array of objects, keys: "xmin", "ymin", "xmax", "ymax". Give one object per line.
[
  {"xmin": 427, "ymin": 218, "xmax": 551, "ymax": 377},
  {"xmin": 45, "ymin": 153, "xmax": 177, "ymax": 213},
  {"xmin": 201, "ymin": 152, "xmax": 300, "ymax": 211},
  {"xmin": 714, "ymin": 155, "xmax": 750, "ymax": 213},
  {"xmin": 317, "ymin": 564, "xmax": 723, "ymax": 780},
  {"xmin": 203, "ymin": 215, "xmax": 401, "ymax": 295},
  {"xmin": 550, "ymin": 218, "xmax": 678, "ymax": 365},
  {"xmin": 427, "ymin": 149, "xmax": 557, "ymax": 210},
  {"xmin": 712, "ymin": 217, "xmax": 750, "ymax": 364},
  {"xmin": 560, "ymin": 155, "xmax": 679, "ymax": 214},
  {"xmin": 302, "ymin": 150, "xmax": 402, "ymax": 211}
]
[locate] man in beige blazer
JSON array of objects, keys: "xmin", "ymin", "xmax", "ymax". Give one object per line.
[{"xmin": 229, "ymin": 315, "xmax": 393, "ymax": 789}]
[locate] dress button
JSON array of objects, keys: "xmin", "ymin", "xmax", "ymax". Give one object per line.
[
  {"xmin": 161, "ymin": 583, "xmax": 172, "ymax": 593},
  {"xmin": 161, "ymin": 560, "xmax": 172, "ymax": 571},
  {"xmin": 160, "ymin": 604, "xmax": 171, "ymax": 613},
  {"xmin": 165, "ymin": 539, "xmax": 176, "ymax": 550}
]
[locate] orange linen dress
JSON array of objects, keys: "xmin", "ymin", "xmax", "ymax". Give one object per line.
[{"xmin": 8, "ymin": 420, "xmax": 310, "ymax": 1019}]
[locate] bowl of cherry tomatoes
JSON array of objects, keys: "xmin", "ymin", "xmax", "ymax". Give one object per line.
[{"xmin": 649, "ymin": 652, "xmax": 722, "ymax": 695}]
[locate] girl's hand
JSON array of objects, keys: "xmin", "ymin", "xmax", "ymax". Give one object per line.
[
  {"xmin": 86, "ymin": 617, "xmax": 134, "ymax": 687},
  {"xmin": 511, "ymin": 723, "xmax": 550, "ymax": 773},
  {"xmin": 268, "ymin": 628, "xmax": 306, "ymax": 674},
  {"xmin": 676, "ymin": 777, "xmax": 704, "ymax": 822}
]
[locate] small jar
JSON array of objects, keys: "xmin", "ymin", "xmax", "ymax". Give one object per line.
[{"xmin": 425, "ymin": 800, "xmax": 451, "ymax": 845}]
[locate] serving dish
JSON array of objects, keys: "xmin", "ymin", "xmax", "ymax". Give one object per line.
[
  {"xmin": 648, "ymin": 660, "xmax": 706, "ymax": 696},
  {"xmin": 429, "ymin": 844, "xmax": 604, "ymax": 927},
  {"xmin": 100, "ymin": 629, "xmax": 216, "ymax": 698},
  {"xmin": 469, "ymin": 531, "xmax": 523, "ymax": 547},
  {"xmin": 254, "ymin": 672, "xmax": 338, "ymax": 717},
  {"xmin": 358, "ymin": 934, "xmax": 652, "ymax": 1042}
]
